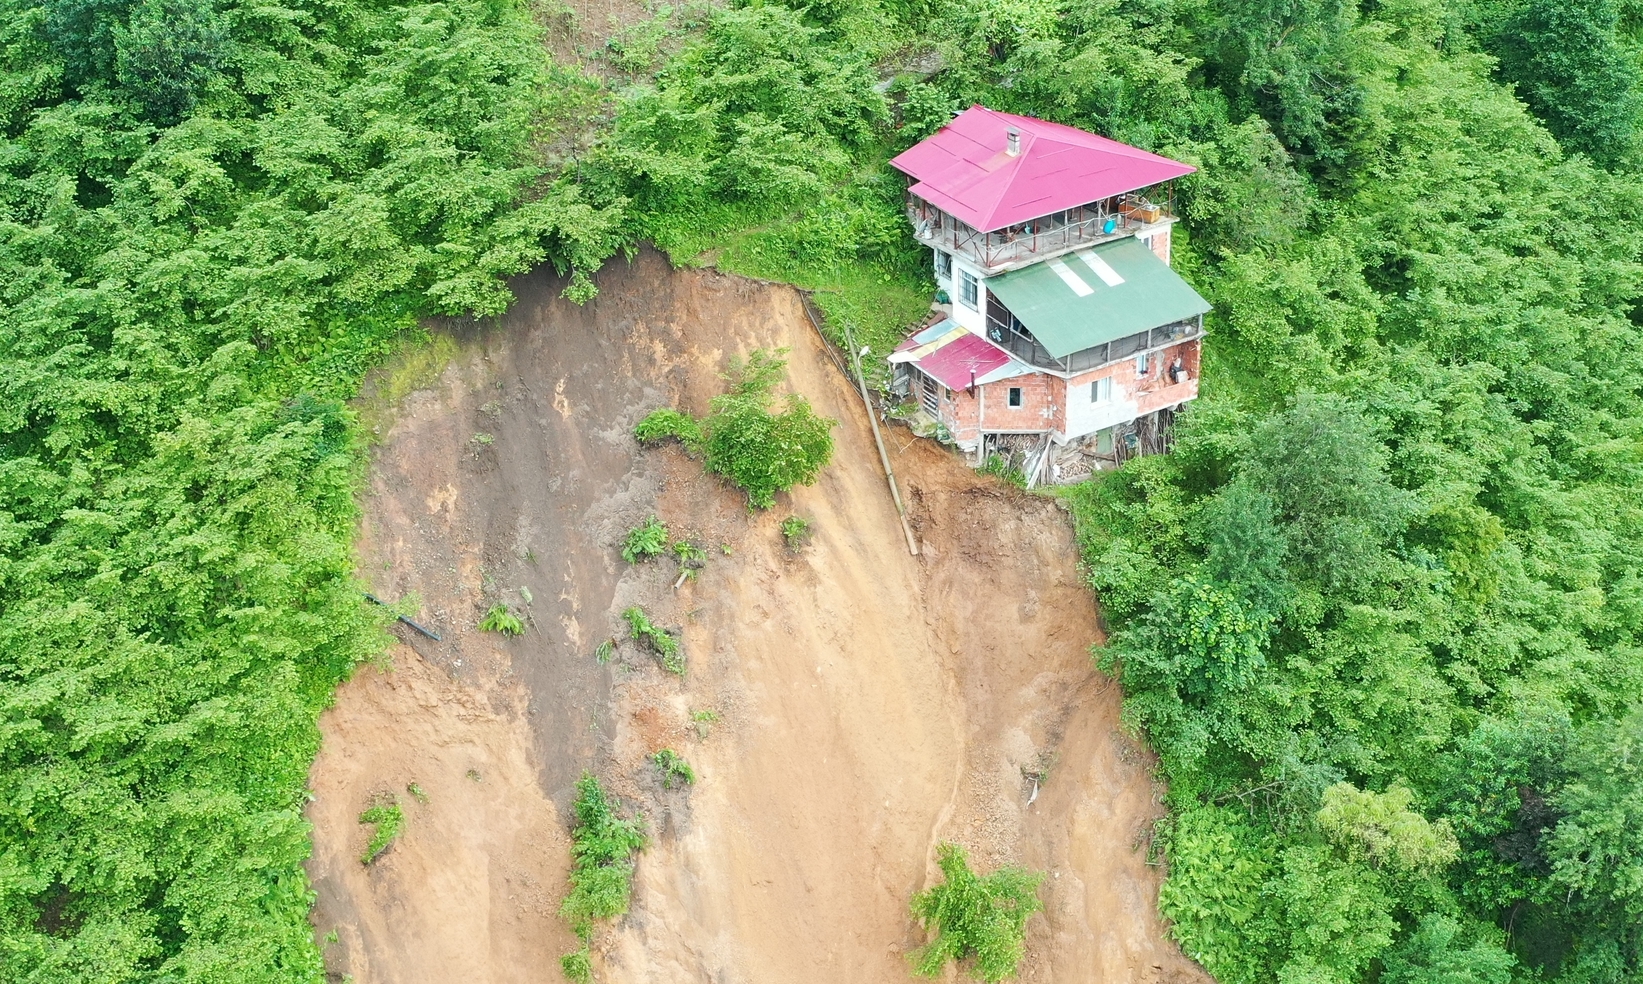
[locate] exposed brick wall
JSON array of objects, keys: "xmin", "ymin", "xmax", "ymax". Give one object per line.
[
  {"xmin": 1136, "ymin": 339, "xmax": 1200, "ymax": 414},
  {"xmin": 1074, "ymin": 339, "xmax": 1200, "ymax": 409},
  {"xmin": 927, "ymin": 338, "xmax": 1200, "ymax": 446},
  {"xmin": 978, "ymin": 373, "xmax": 1061, "ymax": 433},
  {"xmin": 1140, "ymin": 225, "xmax": 1173, "ymax": 264},
  {"xmin": 937, "ymin": 372, "xmax": 1060, "ymax": 445}
]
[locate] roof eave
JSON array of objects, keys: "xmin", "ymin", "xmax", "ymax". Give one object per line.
[{"xmin": 910, "ymin": 172, "xmax": 1195, "ymax": 235}]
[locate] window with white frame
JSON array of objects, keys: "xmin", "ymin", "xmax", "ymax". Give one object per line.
[
  {"xmin": 959, "ymin": 271, "xmax": 979, "ymax": 310},
  {"xmin": 935, "ymin": 250, "xmax": 952, "ymax": 279},
  {"xmin": 1090, "ymin": 377, "xmax": 1113, "ymax": 403},
  {"xmin": 1136, "ymin": 351, "xmax": 1150, "ymax": 374}
]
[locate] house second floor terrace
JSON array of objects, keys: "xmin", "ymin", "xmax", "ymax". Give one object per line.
[
  {"xmin": 907, "ymin": 188, "xmax": 1177, "ymax": 273},
  {"xmin": 987, "ymin": 306, "xmax": 1203, "ymax": 375},
  {"xmin": 974, "ymin": 235, "xmax": 1211, "ymax": 376}
]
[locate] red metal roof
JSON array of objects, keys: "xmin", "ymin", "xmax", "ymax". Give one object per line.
[
  {"xmin": 914, "ymin": 331, "xmax": 1015, "ymax": 392},
  {"xmin": 889, "ymin": 106, "xmax": 1195, "ymax": 233}
]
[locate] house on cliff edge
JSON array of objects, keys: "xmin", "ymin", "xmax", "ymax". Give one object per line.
[{"xmin": 887, "ymin": 106, "xmax": 1210, "ymax": 482}]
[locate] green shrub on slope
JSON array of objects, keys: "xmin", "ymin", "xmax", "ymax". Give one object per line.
[{"xmin": 910, "ymin": 843, "xmax": 1043, "ymax": 983}]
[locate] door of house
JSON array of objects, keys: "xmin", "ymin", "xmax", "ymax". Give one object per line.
[{"xmin": 919, "ymin": 372, "xmax": 941, "ymax": 417}]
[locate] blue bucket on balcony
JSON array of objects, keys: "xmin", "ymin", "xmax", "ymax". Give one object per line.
[{"xmin": 1103, "ymin": 217, "xmax": 1118, "ymax": 234}]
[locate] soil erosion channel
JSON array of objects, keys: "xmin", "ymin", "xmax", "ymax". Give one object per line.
[{"xmin": 306, "ymin": 249, "xmax": 1208, "ymax": 984}]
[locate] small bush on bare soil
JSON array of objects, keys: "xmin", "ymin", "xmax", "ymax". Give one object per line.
[
  {"xmin": 560, "ymin": 946, "xmax": 593, "ymax": 983},
  {"xmin": 780, "ymin": 515, "xmax": 812, "ymax": 552},
  {"xmin": 479, "ymin": 604, "xmax": 524, "ymax": 636},
  {"xmin": 652, "ymin": 749, "xmax": 696, "ymax": 788},
  {"xmin": 911, "ymin": 842, "xmax": 1043, "ymax": 983},
  {"xmin": 621, "ymin": 515, "xmax": 668, "ymax": 563},
  {"xmin": 359, "ymin": 798, "xmax": 405, "ymax": 866},
  {"xmin": 704, "ymin": 350, "xmax": 836, "ymax": 509},
  {"xmin": 635, "ymin": 407, "xmax": 704, "ymax": 448},
  {"xmin": 672, "ymin": 538, "xmax": 707, "ymax": 567},
  {"xmin": 622, "ymin": 606, "xmax": 683, "ymax": 674},
  {"xmin": 980, "ymin": 453, "xmax": 1027, "ymax": 489},
  {"xmin": 562, "ymin": 774, "xmax": 646, "ymax": 939},
  {"xmin": 634, "ymin": 349, "xmax": 835, "ymax": 509}
]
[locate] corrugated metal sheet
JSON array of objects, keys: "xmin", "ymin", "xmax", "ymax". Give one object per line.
[
  {"xmin": 983, "ymin": 237, "xmax": 1210, "ymax": 359},
  {"xmin": 891, "ymin": 319, "xmax": 963, "ymax": 359},
  {"xmin": 889, "ymin": 106, "xmax": 1195, "ymax": 233}
]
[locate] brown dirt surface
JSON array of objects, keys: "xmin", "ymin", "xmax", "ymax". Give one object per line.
[
  {"xmin": 306, "ymin": 248, "xmax": 1211, "ymax": 984},
  {"xmin": 541, "ymin": 0, "xmax": 670, "ymax": 75}
]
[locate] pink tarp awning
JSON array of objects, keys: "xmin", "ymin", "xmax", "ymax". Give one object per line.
[{"xmin": 889, "ymin": 106, "xmax": 1195, "ymax": 233}]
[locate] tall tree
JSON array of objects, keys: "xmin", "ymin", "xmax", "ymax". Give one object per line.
[{"xmin": 1493, "ymin": 0, "xmax": 1641, "ymax": 163}]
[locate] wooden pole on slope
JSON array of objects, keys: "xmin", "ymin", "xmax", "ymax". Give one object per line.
[
  {"xmin": 840, "ymin": 319, "xmax": 920, "ymax": 557},
  {"xmin": 798, "ymin": 290, "xmax": 920, "ymax": 555}
]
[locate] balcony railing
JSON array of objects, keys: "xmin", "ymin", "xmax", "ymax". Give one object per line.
[
  {"xmin": 984, "ymin": 311, "xmax": 1204, "ymax": 374},
  {"xmin": 909, "ymin": 193, "xmax": 1174, "ymax": 271}
]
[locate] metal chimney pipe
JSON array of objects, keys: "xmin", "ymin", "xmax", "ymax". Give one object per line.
[{"xmin": 1006, "ymin": 127, "xmax": 1021, "ymax": 156}]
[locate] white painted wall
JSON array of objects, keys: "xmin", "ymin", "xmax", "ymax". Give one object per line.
[
  {"xmin": 1062, "ymin": 376, "xmax": 1142, "ymax": 441},
  {"xmin": 951, "ymin": 255, "xmax": 987, "ymax": 334}
]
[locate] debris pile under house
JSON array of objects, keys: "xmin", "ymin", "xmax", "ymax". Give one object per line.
[{"xmin": 886, "ymin": 105, "xmax": 1210, "ymax": 485}]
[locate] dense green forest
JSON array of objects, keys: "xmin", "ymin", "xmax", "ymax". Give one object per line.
[
  {"xmin": 0, "ymin": 0, "xmax": 619, "ymax": 975},
  {"xmin": 3, "ymin": 0, "xmax": 1641, "ymax": 979}
]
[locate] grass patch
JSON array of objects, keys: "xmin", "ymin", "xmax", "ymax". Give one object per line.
[
  {"xmin": 635, "ymin": 408, "xmax": 703, "ymax": 448},
  {"xmin": 622, "ymin": 606, "xmax": 683, "ymax": 674},
  {"xmin": 357, "ymin": 330, "xmax": 463, "ymax": 436},
  {"xmin": 561, "ymin": 774, "xmax": 646, "ymax": 940},
  {"xmin": 911, "ymin": 842, "xmax": 1043, "ymax": 982},
  {"xmin": 980, "ymin": 454, "xmax": 1027, "ymax": 490},
  {"xmin": 359, "ymin": 798, "xmax": 405, "ymax": 866},
  {"xmin": 725, "ymin": 245, "xmax": 930, "ymax": 361},
  {"xmin": 672, "ymin": 538, "xmax": 707, "ymax": 567},
  {"xmin": 779, "ymin": 515, "xmax": 813, "ymax": 552},
  {"xmin": 621, "ymin": 515, "xmax": 669, "ymax": 563},
  {"xmin": 560, "ymin": 946, "xmax": 593, "ymax": 984},
  {"xmin": 478, "ymin": 604, "xmax": 525, "ymax": 636},
  {"xmin": 691, "ymin": 708, "xmax": 720, "ymax": 739},
  {"xmin": 651, "ymin": 749, "xmax": 696, "ymax": 789}
]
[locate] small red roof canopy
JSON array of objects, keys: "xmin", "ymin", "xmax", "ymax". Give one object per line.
[
  {"xmin": 889, "ymin": 106, "xmax": 1194, "ymax": 234},
  {"xmin": 918, "ymin": 332, "xmax": 1014, "ymax": 391}
]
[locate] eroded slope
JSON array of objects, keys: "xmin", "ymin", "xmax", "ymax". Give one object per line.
[{"xmin": 306, "ymin": 249, "xmax": 1207, "ymax": 984}]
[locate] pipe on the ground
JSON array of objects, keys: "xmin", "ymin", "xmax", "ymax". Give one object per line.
[{"xmin": 363, "ymin": 592, "xmax": 443, "ymax": 641}]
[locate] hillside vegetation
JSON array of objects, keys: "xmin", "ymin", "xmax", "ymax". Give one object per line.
[
  {"xmin": 2, "ymin": 0, "xmax": 1641, "ymax": 980},
  {"xmin": 582, "ymin": 0, "xmax": 1643, "ymax": 979},
  {"xmin": 0, "ymin": 0, "xmax": 620, "ymax": 975}
]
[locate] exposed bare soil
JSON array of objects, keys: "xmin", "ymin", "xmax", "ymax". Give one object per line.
[{"xmin": 306, "ymin": 249, "xmax": 1209, "ymax": 984}]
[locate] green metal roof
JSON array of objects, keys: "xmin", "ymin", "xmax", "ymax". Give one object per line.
[{"xmin": 984, "ymin": 237, "xmax": 1211, "ymax": 360}]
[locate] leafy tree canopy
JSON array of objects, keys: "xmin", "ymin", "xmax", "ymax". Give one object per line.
[{"xmin": 0, "ymin": 0, "xmax": 626, "ymax": 975}]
